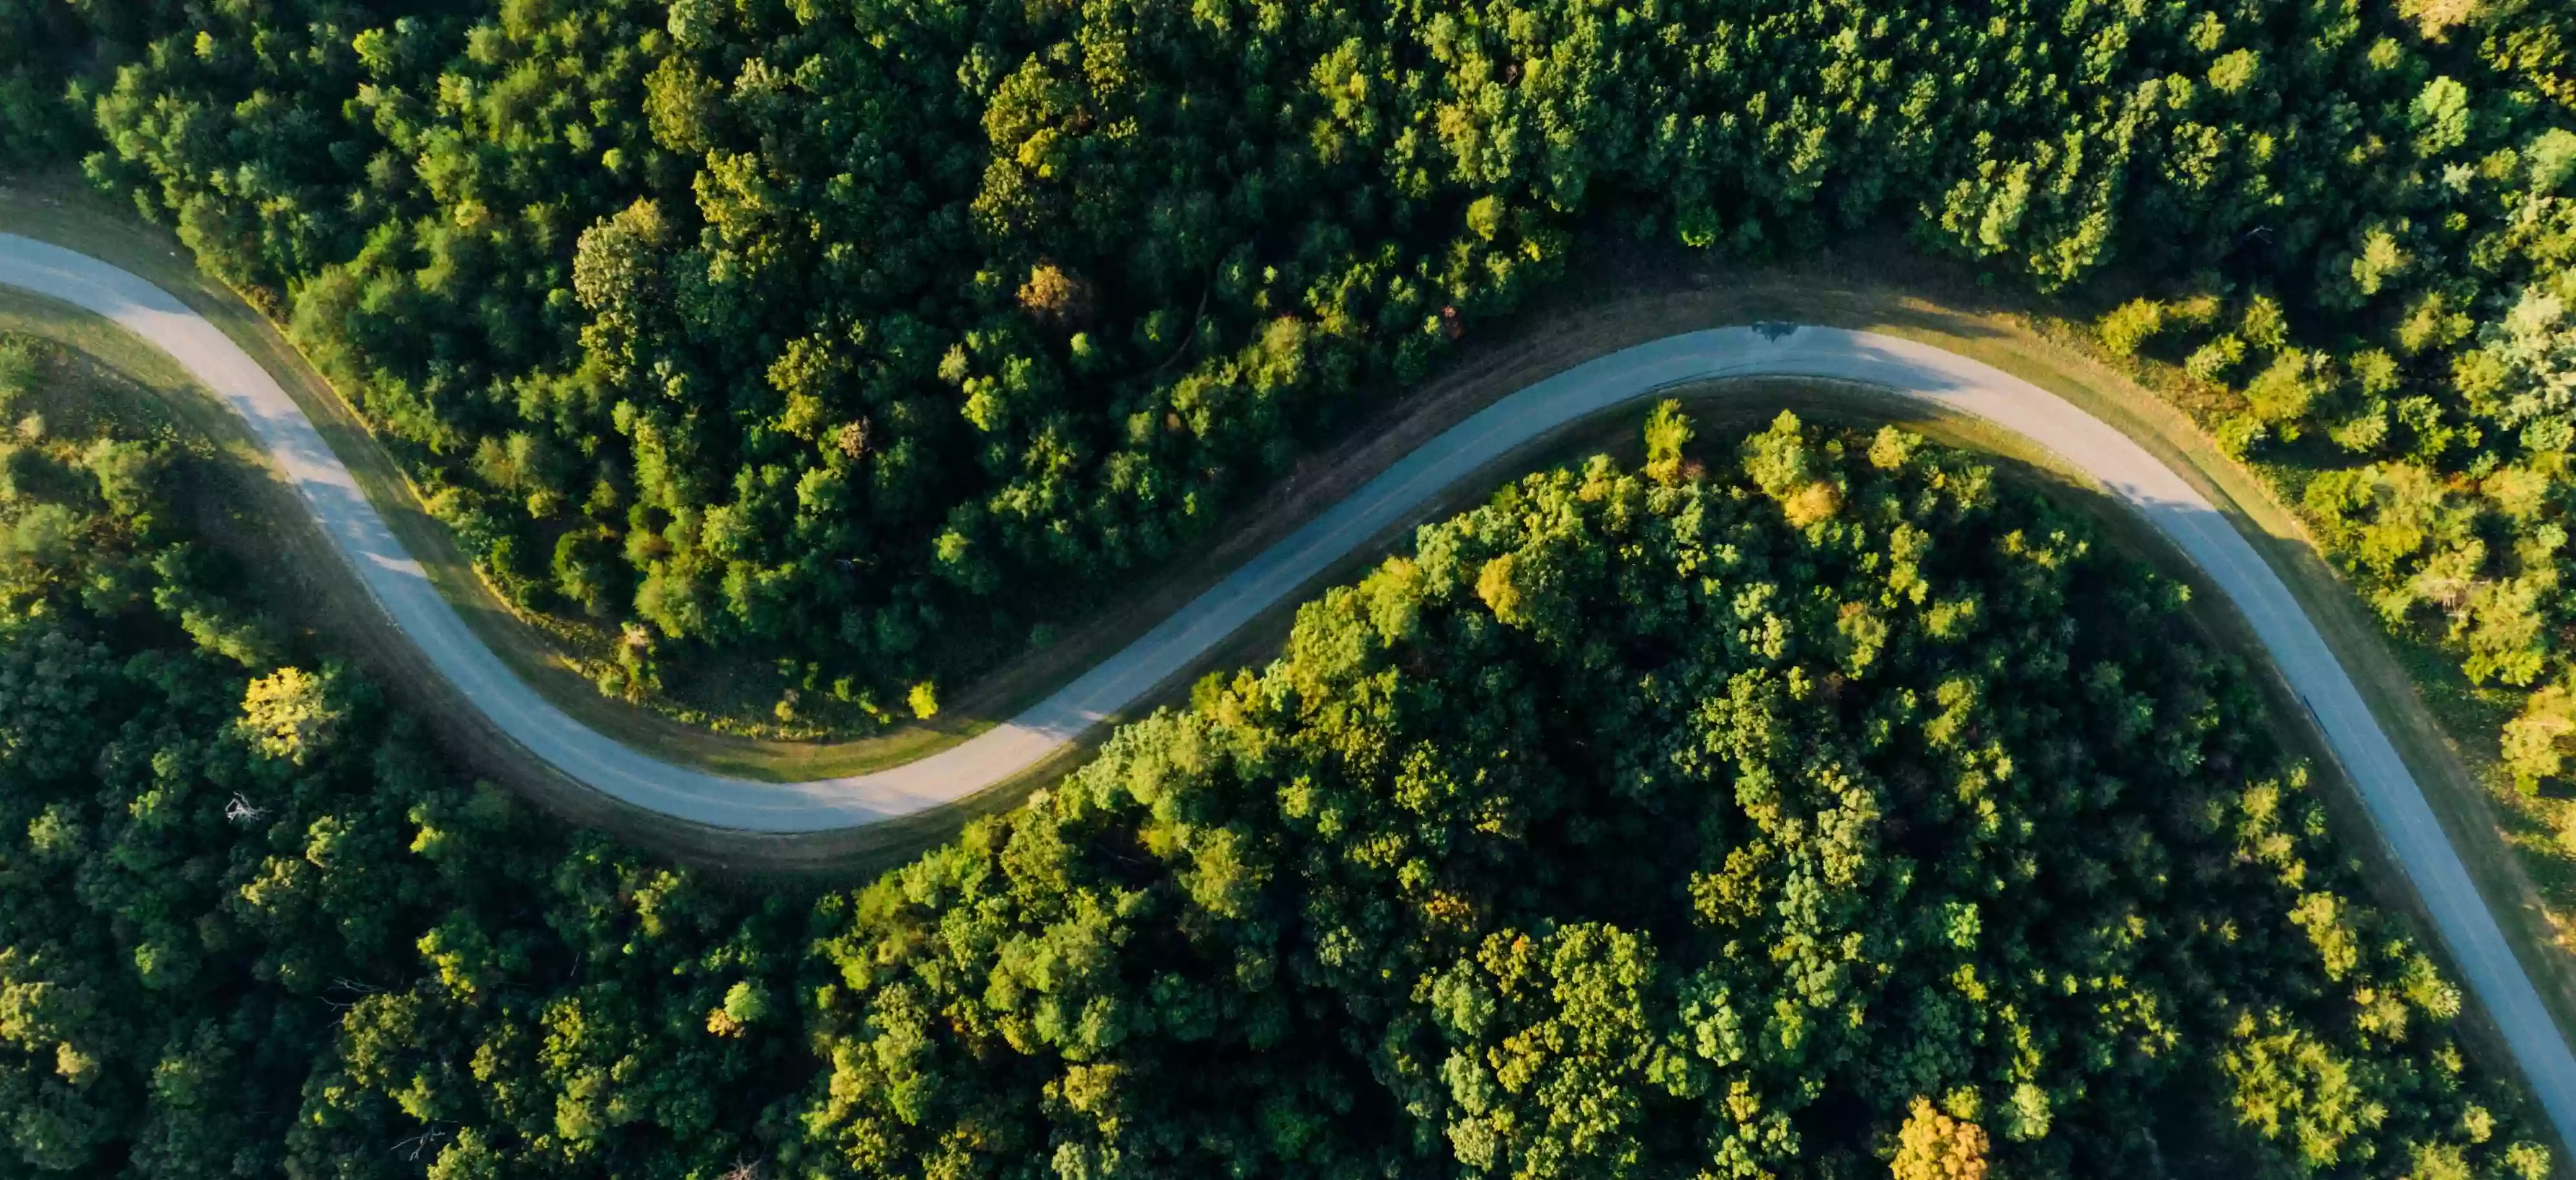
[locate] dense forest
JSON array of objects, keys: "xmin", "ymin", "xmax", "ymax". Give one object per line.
[
  {"xmin": 0, "ymin": 338, "xmax": 2548, "ymax": 1177},
  {"xmin": 0, "ymin": 0, "xmax": 2566, "ymax": 744}
]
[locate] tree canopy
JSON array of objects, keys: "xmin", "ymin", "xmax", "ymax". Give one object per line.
[
  {"xmin": 0, "ymin": 0, "xmax": 2557, "ymax": 742},
  {"xmin": 0, "ymin": 345, "xmax": 2547, "ymax": 1177}
]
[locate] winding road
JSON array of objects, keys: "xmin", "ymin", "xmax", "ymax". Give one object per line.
[{"xmin": 8, "ymin": 231, "xmax": 2576, "ymax": 1142}]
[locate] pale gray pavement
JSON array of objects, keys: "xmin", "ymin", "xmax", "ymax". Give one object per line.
[{"xmin": 7, "ymin": 232, "xmax": 2576, "ymax": 1143}]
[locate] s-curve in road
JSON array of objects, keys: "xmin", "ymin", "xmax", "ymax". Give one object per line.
[{"xmin": 7, "ymin": 232, "xmax": 2576, "ymax": 1144}]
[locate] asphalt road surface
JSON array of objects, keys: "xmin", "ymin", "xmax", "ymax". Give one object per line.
[{"xmin": 8, "ymin": 233, "xmax": 2575, "ymax": 1144}]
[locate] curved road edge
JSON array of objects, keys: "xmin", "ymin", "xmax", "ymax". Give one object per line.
[{"xmin": 7, "ymin": 232, "xmax": 2576, "ymax": 1143}]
